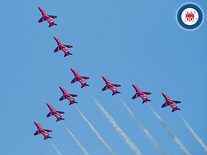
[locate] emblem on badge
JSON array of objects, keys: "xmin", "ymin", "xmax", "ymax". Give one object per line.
[{"xmin": 177, "ymin": 3, "xmax": 203, "ymax": 30}]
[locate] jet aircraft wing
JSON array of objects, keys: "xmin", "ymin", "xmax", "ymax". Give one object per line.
[
  {"xmin": 102, "ymin": 85, "xmax": 109, "ymax": 91},
  {"xmin": 57, "ymin": 111, "xmax": 65, "ymax": 114},
  {"xmin": 171, "ymin": 100, "xmax": 181, "ymax": 103},
  {"xmin": 64, "ymin": 45, "xmax": 73, "ymax": 48},
  {"xmin": 44, "ymin": 129, "xmax": 52, "ymax": 132},
  {"xmin": 38, "ymin": 17, "xmax": 46, "ymax": 23},
  {"xmin": 59, "ymin": 95, "xmax": 66, "ymax": 101},
  {"xmin": 48, "ymin": 15, "xmax": 57, "ymax": 18},
  {"xmin": 47, "ymin": 112, "xmax": 53, "ymax": 117},
  {"xmin": 142, "ymin": 92, "xmax": 151, "ymax": 95},
  {"xmin": 80, "ymin": 76, "xmax": 89, "ymax": 79},
  {"xmin": 68, "ymin": 94, "xmax": 78, "ymax": 97},
  {"xmin": 54, "ymin": 46, "xmax": 61, "ymax": 52},
  {"xmin": 161, "ymin": 102, "xmax": 169, "ymax": 108},
  {"xmin": 132, "ymin": 93, "xmax": 139, "ymax": 99},
  {"xmin": 112, "ymin": 84, "xmax": 121, "ymax": 87},
  {"xmin": 71, "ymin": 78, "xmax": 78, "ymax": 83},
  {"xmin": 34, "ymin": 130, "xmax": 40, "ymax": 135}
]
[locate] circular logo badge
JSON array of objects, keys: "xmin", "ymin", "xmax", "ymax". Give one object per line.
[{"xmin": 177, "ymin": 3, "xmax": 204, "ymax": 30}]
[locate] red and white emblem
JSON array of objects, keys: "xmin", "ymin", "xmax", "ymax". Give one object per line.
[{"xmin": 181, "ymin": 8, "xmax": 199, "ymax": 25}]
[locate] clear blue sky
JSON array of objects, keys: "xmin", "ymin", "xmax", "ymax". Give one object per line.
[{"xmin": 0, "ymin": 0, "xmax": 206, "ymax": 154}]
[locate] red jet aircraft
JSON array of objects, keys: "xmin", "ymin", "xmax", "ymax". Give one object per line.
[
  {"xmin": 38, "ymin": 7, "xmax": 57, "ymax": 27},
  {"xmin": 54, "ymin": 37, "xmax": 73, "ymax": 57},
  {"xmin": 161, "ymin": 92, "xmax": 181, "ymax": 112},
  {"xmin": 132, "ymin": 84, "xmax": 151, "ymax": 103},
  {"xmin": 59, "ymin": 86, "xmax": 78, "ymax": 105},
  {"xmin": 102, "ymin": 76, "xmax": 121, "ymax": 95},
  {"xmin": 46, "ymin": 103, "xmax": 65, "ymax": 122},
  {"xmin": 71, "ymin": 68, "xmax": 89, "ymax": 88},
  {"xmin": 34, "ymin": 121, "xmax": 52, "ymax": 140}
]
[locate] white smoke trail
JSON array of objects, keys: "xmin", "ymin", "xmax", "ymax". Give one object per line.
[
  {"xmin": 76, "ymin": 107, "xmax": 116, "ymax": 155},
  {"xmin": 50, "ymin": 142, "xmax": 62, "ymax": 155},
  {"xmin": 180, "ymin": 115, "xmax": 207, "ymax": 153},
  {"xmin": 63, "ymin": 123, "xmax": 89, "ymax": 155},
  {"xmin": 119, "ymin": 98, "xmax": 168, "ymax": 155},
  {"xmin": 92, "ymin": 96, "xmax": 142, "ymax": 155},
  {"xmin": 149, "ymin": 105, "xmax": 191, "ymax": 155}
]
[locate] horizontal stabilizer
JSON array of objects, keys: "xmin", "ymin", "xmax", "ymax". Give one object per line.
[
  {"xmin": 132, "ymin": 93, "xmax": 139, "ymax": 99},
  {"xmin": 81, "ymin": 83, "xmax": 89, "ymax": 88},
  {"xmin": 49, "ymin": 22, "xmax": 57, "ymax": 28},
  {"xmin": 142, "ymin": 92, "xmax": 151, "ymax": 95},
  {"xmin": 142, "ymin": 99, "xmax": 151, "ymax": 104},
  {"xmin": 69, "ymin": 101, "xmax": 77, "ymax": 105},
  {"xmin": 64, "ymin": 52, "xmax": 72, "ymax": 57},
  {"xmin": 112, "ymin": 91, "xmax": 120, "ymax": 96},
  {"xmin": 44, "ymin": 135, "xmax": 52, "ymax": 140},
  {"xmin": 57, "ymin": 117, "xmax": 64, "ymax": 122}
]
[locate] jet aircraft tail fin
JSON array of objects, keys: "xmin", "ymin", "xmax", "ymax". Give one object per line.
[
  {"xmin": 117, "ymin": 91, "xmax": 121, "ymax": 94},
  {"xmin": 49, "ymin": 22, "xmax": 57, "ymax": 28},
  {"xmin": 64, "ymin": 52, "xmax": 72, "ymax": 57},
  {"xmin": 44, "ymin": 135, "xmax": 52, "ymax": 140},
  {"xmin": 172, "ymin": 107, "xmax": 181, "ymax": 112},
  {"xmin": 142, "ymin": 99, "xmax": 151, "ymax": 104},
  {"xmin": 56, "ymin": 117, "xmax": 65, "ymax": 122},
  {"xmin": 81, "ymin": 83, "xmax": 89, "ymax": 88},
  {"xmin": 112, "ymin": 91, "xmax": 120, "ymax": 96}
]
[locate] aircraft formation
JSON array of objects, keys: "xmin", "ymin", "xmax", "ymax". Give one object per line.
[{"xmin": 34, "ymin": 7, "xmax": 182, "ymax": 140}]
